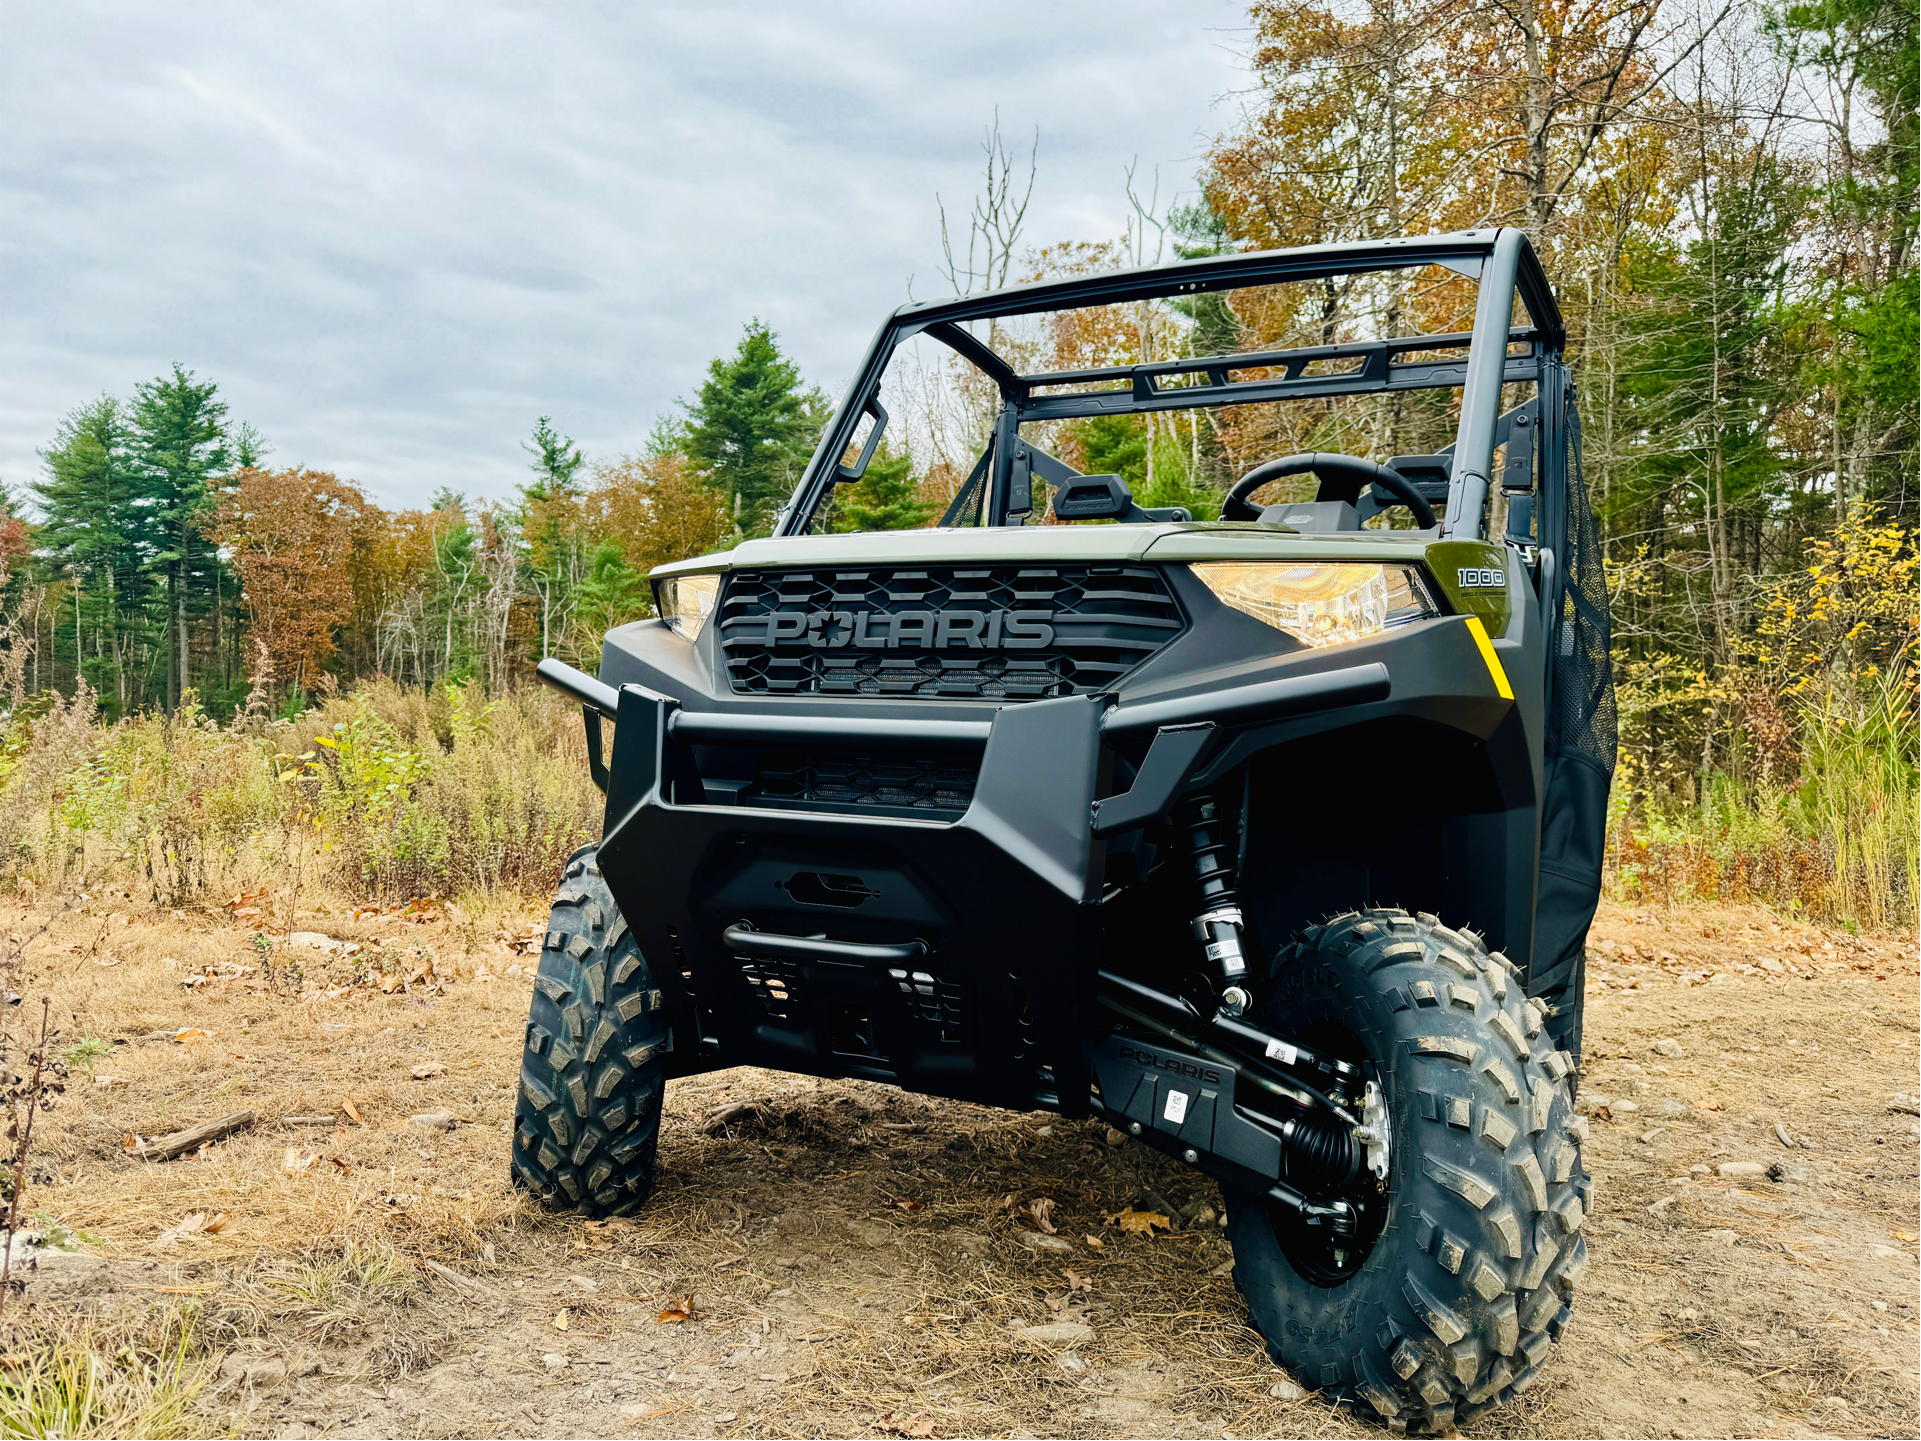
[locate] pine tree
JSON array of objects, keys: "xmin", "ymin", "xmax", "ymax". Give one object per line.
[
  {"xmin": 682, "ymin": 321, "xmax": 813, "ymax": 538},
  {"xmin": 520, "ymin": 416, "xmax": 587, "ymax": 659},
  {"xmin": 831, "ymin": 448, "xmax": 930, "ymax": 531},
  {"xmin": 34, "ymin": 396, "xmax": 147, "ymax": 710},
  {"xmin": 130, "ymin": 365, "xmax": 232, "ymax": 708},
  {"xmin": 569, "ymin": 541, "xmax": 649, "ymax": 661}
]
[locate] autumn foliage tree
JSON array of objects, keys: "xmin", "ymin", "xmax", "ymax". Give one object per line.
[{"xmin": 206, "ymin": 468, "xmax": 369, "ymax": 696}]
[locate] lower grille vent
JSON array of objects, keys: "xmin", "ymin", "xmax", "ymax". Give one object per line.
[
  {"xmin": 751, "ymin": 752, "xmax": 977, "ymax": 816},
  {"xmin": 738, "ymin": 955, "xmax": 805, "ymax": 1020},
  {"xmin": 890, "ymin": 966, "xmax": 965, "ymax": 1044}
]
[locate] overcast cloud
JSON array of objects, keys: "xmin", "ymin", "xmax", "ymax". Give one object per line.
[{"xmin": 0, "ymin": 2, "xmax": 1252, "ymax": 510}]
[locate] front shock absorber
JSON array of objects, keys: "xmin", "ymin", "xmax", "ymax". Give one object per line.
[{"xmin": 1177, "ymin": 794, "xmax": 1251, "ymax": 1016}]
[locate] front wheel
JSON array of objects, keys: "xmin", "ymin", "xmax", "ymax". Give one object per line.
[
  {"xmin": 510, "ymin": 846, "xmax": 669, "ymax": 1216},
  {"xmin": 1226, "ymin": 909, "xmax": 1590, "ymax": 1434}
]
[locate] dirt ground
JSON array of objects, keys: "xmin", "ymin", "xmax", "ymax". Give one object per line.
[{"xmin": 7, "ymin": 891, "xmax": 1918, "ymax": 1439}]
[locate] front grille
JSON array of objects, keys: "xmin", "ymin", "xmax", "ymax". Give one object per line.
[
  {"xmin": 718, "ymin": 565, "xmax": 1185, "ymax": 700},
  {"xmin": 753, "ymin": 752, "xmax": 977, "ymax": 815}
]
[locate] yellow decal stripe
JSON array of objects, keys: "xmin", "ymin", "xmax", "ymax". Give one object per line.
[{"xmin": 1465, "ymin": 616, "xmax": 1514, "ymax": 700}]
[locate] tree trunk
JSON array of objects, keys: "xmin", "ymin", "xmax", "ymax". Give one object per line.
[
  {"xmin": 1521, "ymin": 0, "xmax": 1552, "ymax": 236},
  {"xmin": 166, "ymin": 563, "xmax": 180, "ymax": 710}
]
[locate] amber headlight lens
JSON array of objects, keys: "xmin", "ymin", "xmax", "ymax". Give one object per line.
[
  {"xmin": 1191, "ymin": 562, "xmax": 1437, "ymax": 648},
  {"xmin": 655, "ymin": 573, "xmax": 720, "ymax": 641}
]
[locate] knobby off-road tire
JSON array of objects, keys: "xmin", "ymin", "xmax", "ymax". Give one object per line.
[
  {"xmin": 1227, "ymin": 908, "xmax": 1591, "ymax": 1435},
  {"xmin": 510, "ymin": 846, "xmax": 669, "ymax": 1216}
]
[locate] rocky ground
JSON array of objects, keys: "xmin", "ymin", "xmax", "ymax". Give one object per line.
[{"xmin": 6, "ymin": 894, "xmax": 1917, "ymax": 1438}]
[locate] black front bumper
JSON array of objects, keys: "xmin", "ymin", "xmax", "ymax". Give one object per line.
[{"xmin": 595, "ymin": 684, "xmax": 1111, "ymax": 1112}]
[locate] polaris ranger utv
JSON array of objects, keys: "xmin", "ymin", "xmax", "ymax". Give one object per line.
[{"xmin": 522, "ymin": 228, "xmax": 1615, "ymax": 1432}]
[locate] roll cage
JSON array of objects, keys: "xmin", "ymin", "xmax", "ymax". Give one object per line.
[{"xmin": 777, "ymin": 227, "xmax": 1570, "ymax": 551}]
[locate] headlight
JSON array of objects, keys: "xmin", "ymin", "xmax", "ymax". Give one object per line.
[
  {"xmin": 1190, "ymin": 562, "xmax": 1438, "ymax": 648},
  {"xmin": 655, "ymin": 573, "xmax": 720, "ymax": 641}
]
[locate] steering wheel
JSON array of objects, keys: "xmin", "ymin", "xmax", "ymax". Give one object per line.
[{"xmin": 1219, "ymin": 452, "xmax": 1438, "ymax": 530}]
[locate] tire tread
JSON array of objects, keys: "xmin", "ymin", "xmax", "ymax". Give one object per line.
[{"xmin": 510, "ymin": 846, "xmax": 667, "ymax": 1216}]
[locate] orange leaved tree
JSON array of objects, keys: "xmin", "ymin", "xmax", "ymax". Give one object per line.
[{"xmin": 207, "ymin": 467, "xmax": 372, "ymax": 698}]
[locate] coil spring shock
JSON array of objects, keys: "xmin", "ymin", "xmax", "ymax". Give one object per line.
[{"xmin": 1177, "ymin": 794, "xmax": 1250, "ymax": 1011}]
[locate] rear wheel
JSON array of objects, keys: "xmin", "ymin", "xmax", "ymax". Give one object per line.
[
  {"xmin": 1226, "ymin": 909, "xmax": 1590, "ymax": 1434},
  {"xmin": 510, "ymin": 846, "xmax": 669, "ymax": 1216}
]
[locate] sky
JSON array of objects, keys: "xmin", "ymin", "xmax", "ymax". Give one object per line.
[{"xmin": 0, "ymin": 2, "xmax": 1254, "ymax": 512}]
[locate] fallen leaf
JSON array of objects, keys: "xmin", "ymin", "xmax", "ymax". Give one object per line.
[
  {"xmin": 1892, "ymin": 1232, "xmax": 1917, "ymax": 1243},
  {"xmin": 341, "ymin": 1098, "xmax": 363, "ymax": 1125},
  {"xmin": 553, "ymin": 1309, "xmax": 569, "ymax": 1331},
  {"xmin": 281, "ymin": 1147, "xmax": 317, "ymax": 1177},
  {"xmin": 877, "ymin": 1412, "xmax": 939, "ymax": 1438},
  {"xmin": 151, "ymin": 1211, "xmax": 232, "ymax": 1249},
  {"xmin": 152, "ymin": 1212, "xmax": 205, "ymax": 1246},
  {"xmin": 1083, "ymin": 1235, "xmax": 1104, "ymax": 1249},
  {"xmin": 1111, "ymin": 1207, "xmax": 1171, "ymax": 1236},
  {"xmin": 1063, "ymin": 1268, "xmax": 1093, "ymax": 1292},
  {"xmin": 1696, "ymin": 1098, "xmax": 1723, "ymax": 1111},
  {"xmin": 409, "ymin": 1062, "xmax": 446, "ymax": 1080},
  {"xmin": 895, "ymin": 1199, "xmax": 926, "ymax": 1212},
  {"xmin": 1024, "ymin": 1197, "xmax": 1058, "ymax": 1234},
  {"xmin": 329, "ymin": 1156, "xmax": 354, "ymax": 1175},
  {"xmin": 656, "ymin": 1295, "xmax": 693, "ymax": 1323},
  {"xmin": 172, "ymin": 1028, "xmax": 207, "ymax": 1043}
]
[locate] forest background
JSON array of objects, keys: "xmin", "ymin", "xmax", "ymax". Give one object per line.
[{"xmin": 0, "ymin": 0, "xmax": 1912, "ymax": 926}]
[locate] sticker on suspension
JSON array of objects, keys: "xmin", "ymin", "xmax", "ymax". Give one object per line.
[{"xmin": 1265, "ymin": 1038, "xmax": 1298, "ymax": 1065}]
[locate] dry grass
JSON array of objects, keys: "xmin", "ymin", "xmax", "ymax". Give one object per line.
[
  {"xmin": 0, "ymin": 1305, "xmax": 213, "ymax": 1439},
  {"xmin": 0, "ymin": 891, "xmax": 1910, "ymax": 1438},
  {"xmin": 0, "ymin": 681, "xmax": 601, "ymax": 910}
]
